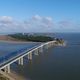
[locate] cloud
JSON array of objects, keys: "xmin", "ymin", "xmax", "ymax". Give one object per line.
[
  {"xmin": 0, "ymin": 15, "xmax": 79, "ymax": 33},
  {"xmin": 0, "ymin": 16, "xmax": 13, "ymax": 24},
  {"xmin": 0, "ymin": 15, "xmax": 54, "ymax": 33},
  {"xmin": 32, "ymin": 15, "xmax": 42, "ymax": 21},
  {"xmin": 0, "ymin": 16, "xmax": 12, "ymax": 21},
  {"xmin": 0, "ymin": 16, "xmax": 24, "ymax": 33}
]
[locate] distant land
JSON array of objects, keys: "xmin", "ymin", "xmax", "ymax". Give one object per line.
[
  {"xmin": 8, "ymin": 33, "xmax": 54, "ymax": 42},
  {"xmin": 0, "ymin": 33, "xmax": 54, "ymax": 42},
  {"xmin": 0, "ymin": 35, "xmax": 18, "ymax": 41},
  {"xmin": 0, "ymin": 33, "xmax": 64, "ymax": 44}
]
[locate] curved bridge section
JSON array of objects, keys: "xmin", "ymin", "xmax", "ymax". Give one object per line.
[{"xmin": 0, "ymin": 40, "xmax": 56, "ymax": 80}]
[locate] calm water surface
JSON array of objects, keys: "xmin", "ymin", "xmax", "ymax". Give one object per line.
[{"xmin": 0, "ymin": 42, "xmax": 40, "ymax": 56}]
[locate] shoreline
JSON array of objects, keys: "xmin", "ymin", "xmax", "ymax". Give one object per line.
[
  {"xmin": 0, "ymin": 40, "xmax": 42, "ymax": 44},
  {"xmin": 8, "ymin": 70, "xmax": 26, "ymax": 80},
  {"xmin": 9, "ymin": 69, "xmax": 32, "ymax": 80},
  {"xmin": 0, "ymin": 35, "xmax": 42, "ymax": 43}
]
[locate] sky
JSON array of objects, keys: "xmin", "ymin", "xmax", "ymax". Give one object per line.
[{"xmin": 0, "ymin": 0, "xmax": 80, "ymax": 33}]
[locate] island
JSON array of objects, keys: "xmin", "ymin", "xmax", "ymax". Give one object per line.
[
  {"xmin": 8, "ymin": 33, "xmax": 65, "ymax": 45},
  {"xmin": 0, "ymin": 33, "xmax": 65, "ymax": 45},
  {"xmin": 8, "ymin": 33, "xmax": 54, "ymax": 42}
]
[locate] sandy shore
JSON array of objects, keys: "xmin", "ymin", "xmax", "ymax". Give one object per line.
[
  {"xmin": 0, "ymin": 40, "xmax": 38, "ymax": 44},
  {"xmin": 0, "ymin": 35, "xmax": 43, "ymax": 44},
  {"xmin": 8, "ymin": 70, "xmax": 29, "ymax": 80},
  {"xmin": 0, "ymin": 70, "xmax": 28, "ymax": 80}
]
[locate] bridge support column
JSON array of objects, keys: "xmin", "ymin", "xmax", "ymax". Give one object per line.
[
  {"xmin": 50, "ymin": 43, "xmax": 52, "ymax": 47},
  {"xmin": 51, "ymin": 42, "xmax": 53, "ymax": 46},
  {"xmin": 50, "ymin": 43, "xmax": 51, "ymax": 47},
  {"xmin": 46, "ymin": 44, "xmax": 49, "ymax": 49},
  {"xmin": 21, "ymin": 57, "xmax": 23, "ymax": 65},
  {"xmin": 52, "ymin": 42, "xmax": 53, "ymax": 46},
  {"xmin": 39, "ymin": 46, "xmax": 43, "ymax": 53},
  {"xmin": 48, "ymin": 43, "xmax": 50, "ymax": 47},
  {"xmin": 34, "ymin": 49, "xmax": 39, "ymax": 55},
  {"xmin": 4, "ymin": 65, "xmax": 10, "ymax": 73},
  {"xmin": 28, "ymin": 52, "xmax": 32, "ymax": 60},
  {"xmin": 18, "ymin": 57, "xmax": 24, "ymax": 65}
]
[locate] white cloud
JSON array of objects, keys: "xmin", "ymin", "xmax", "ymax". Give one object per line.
[
  {"xmin": 32, "ymin": 15, "xmax": 42, "ymax": 21},
  {"xmin": 0, "ymin": 15, "xmax": 79, "ymax": 33},
  {"xmin": 0, "ymin": 15, "xmax": 54, "ymax": 33},
  {"xmin": 0, "ymin": 16, "xmax": 13, "ymax": 24},
  {"xmin": 0, "ymin": 16, "xmax": 12, "ymax": 21}
]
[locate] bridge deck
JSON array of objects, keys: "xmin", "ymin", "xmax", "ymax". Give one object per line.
[{"xmin": 0, "ymin": 41, "xmax": 42, "ymax": 68}]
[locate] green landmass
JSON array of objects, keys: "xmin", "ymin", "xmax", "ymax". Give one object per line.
[
  {"xmin": 8, "ymin": 33, "xmax": 54, "ymax": 42},
  {"xmin": 8, "ymin": 33, "xmax": 65, "ymax": 45}
]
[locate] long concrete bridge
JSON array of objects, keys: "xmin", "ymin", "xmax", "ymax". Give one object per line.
[{"xmin": 0, "ymin": 40, "xmax": 58, "ymax": 80}]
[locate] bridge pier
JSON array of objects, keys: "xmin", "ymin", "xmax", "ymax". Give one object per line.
[
  {"xmin": 48, "ymin": 43, "xmax": 50, "ymax": 47},
  {"xmin": 52, "ymin": 42, "xmax": 55, "ymax": 46},
  {"xmin": 51, "ymin": 42, "xmax": 53, "ymax": 46},
  {"xmin": 34, "ymin": 49, "xmax": 39, "ymax": 55},
  {"xmin": 52, "ymin": 42, "xmax": 54, "ymax": 46},
  {"xmin": 18, "ymin": 57, "xmax": 24, "ymax": 65},
  {"xmin": 4, "ymin": 65, "xmax": 10, "ymax": 73},
  {"xmin": 39, "ymin": 46, "xmax": 43, "ymax": 53},
  {"xmin": 46, "ymin": 44, "xmax": 49, "ymax": 49},
  {"xmin": 27, "ymin": 52, "xmax": 32, "ymax": 60},
  {"xmin": 48, "ymin": 43, "xmax": 53, "ymax": 48},
  {"xmin": 50, "ymin": 43, "xmax": 52, "ymax": 47}
]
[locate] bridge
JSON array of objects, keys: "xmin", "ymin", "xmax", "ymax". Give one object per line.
[{"xmin": 0, "ymin": 40, "xmax": 58, "ymax": 80}]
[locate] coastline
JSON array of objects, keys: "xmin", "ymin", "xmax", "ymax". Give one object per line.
[
  {"xmin": 0, "ymin": 35, "xmax": 43, "ymax": 43},
  {"xmin": 8, "ymin": 70, "xmax": 26, "ymax": 80},
  {"xmin": 0, "ymin": 40, "xmax": 42, "ymax": 44}
]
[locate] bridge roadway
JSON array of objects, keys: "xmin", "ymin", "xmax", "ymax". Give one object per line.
[{"xmin": 0, "ymin": 40, "xmax": 57, "ymax": 80}]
